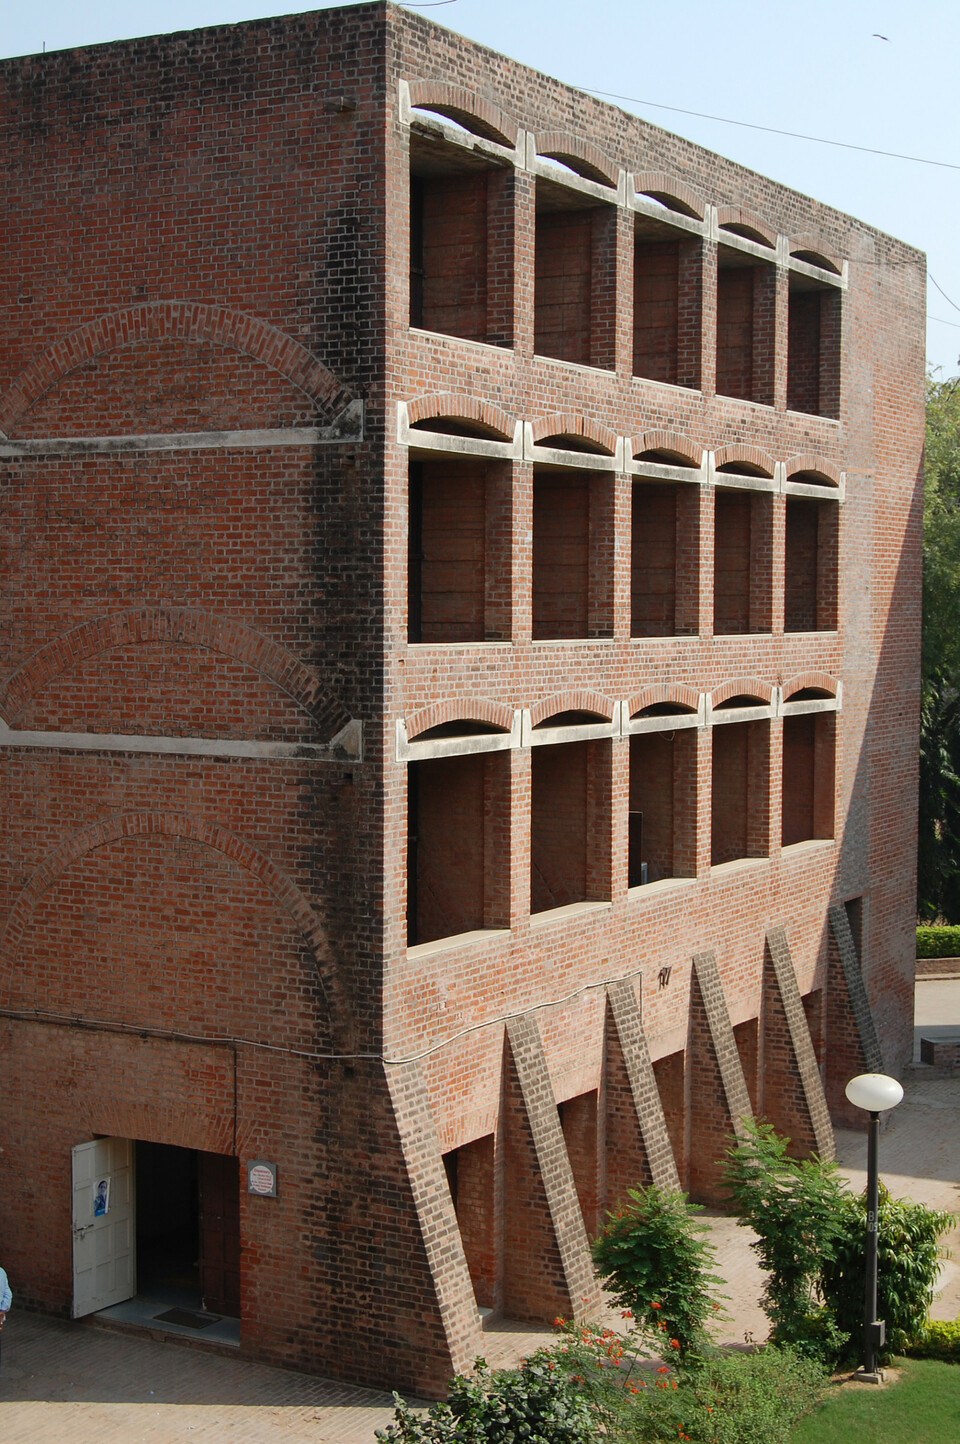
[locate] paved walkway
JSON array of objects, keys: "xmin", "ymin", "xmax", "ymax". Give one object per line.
[{"xmin": 2, "ymin": 977, "xmax": 958, "ymax": 1442}]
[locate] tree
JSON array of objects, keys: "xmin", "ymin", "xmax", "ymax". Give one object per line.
[{"xmin": 919, "ymin": 376, "xmax": 960, "ymax": 920}]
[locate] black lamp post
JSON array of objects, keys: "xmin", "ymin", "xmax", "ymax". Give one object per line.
[{"xmin": 844, "ymin": 1072, "xmax": 904, "ymax": 1381}]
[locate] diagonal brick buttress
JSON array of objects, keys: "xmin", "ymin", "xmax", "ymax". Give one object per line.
[
  {"xmin": 762, "ymin": 926, "xmax": 835, "ymax": 1160},
  {"xmin": 503, "ymin": 1014, "xmax": 602, "ymax": 1322},
  {"xmin": 689, "ymin": 950, "xmax": 754, "ymax": 1205},
  {"xmin": 385, "ymin": 1060, "xmax": 484, "ymax": 1379},
  {"xmin": 603, "ymin": 978, "xmax": 681, "ymax": 1208}
]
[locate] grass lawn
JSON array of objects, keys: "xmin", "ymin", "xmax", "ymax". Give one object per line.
[{"xmin": 790, "ymin": 1358, "xmax": 960, "ymax": 1443}]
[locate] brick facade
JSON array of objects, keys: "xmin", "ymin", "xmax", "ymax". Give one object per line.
[{"xmin": 0, "ymin": 1, "xmax": 923, "ymax": 1395}]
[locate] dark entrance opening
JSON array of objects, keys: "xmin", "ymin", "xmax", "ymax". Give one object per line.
[{"xmin": 136, "ymin": 1142, "xmax": 240, "ymax": 1318}]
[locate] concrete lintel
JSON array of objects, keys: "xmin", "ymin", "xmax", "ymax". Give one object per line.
[
  {"xmin": 397, "ymin": 711, "xmax": 522, "ymax": 762},
  {"xmin": 0, "ymin": 720, "xmax": 362, "ymax": 762},
  {"xmin": 628, "ymin": 457, "xmax": 706, "ymax": 484},
  {"xmin": 397, "ymin": 401, "xmax": 522, "ymax": 460},
  {"xmin": 783, "ymin": 476, "xmax": 846, "ymax": 502},
  {"xmin": 0, "ymin": 409, "xmax": 364, "ymax": 458},
  {"xmin": 523, "ymin": 422, "xmax": 623, "ymax": 471}
]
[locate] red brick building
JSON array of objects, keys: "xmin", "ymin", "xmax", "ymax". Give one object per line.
[{"xmin": 0, "ymin": 1, "xmax": 923, "ymax": 1395}]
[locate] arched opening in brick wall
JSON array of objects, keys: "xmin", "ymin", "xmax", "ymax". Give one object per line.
[
  {"xmin": 406, "ymin": 750, "xmax": 511, "ymax": 947},
  {"xmin": 633, "ymin": 212, "xmax": 701, "ymax": 389},
  {"xmin": 534, "ymin": 178, "xmax": 617, "ymax": 370},
  {"xmin": 409, "ymin": 129, "xmax": 514, "ymax": 347},
  {"xmin": 784, "ymin": 496, "xmax": 839, "ymax": 632},
  {"xmin": 530, "ymin": 740, "xmax": 611, "ymax": 914},
  {"xmin": 629, "ymin": 723, "xmax": 698, "ymax": 886},
  {"xmin": 631, "ymin": 477, "xmax": 700, "ymax": 636},
  {"xmin": 781, "ymin": 712, "xmax": 836, "ymax": 846},
  {"xmin": 711, "ymin": 716, "xmax": 771, "ymax": 864},
  {"xmin": 532, "ymin": 470, "xmax": 614, "ymax": 640},
  {"xmin": 407, "ymin": 458, "xmax": 512, "ymax": 643},
  {"xmin": 715, "ymin": 247, "xmax": 776, "ymax": 405},
  {"xmin": 787, "ymin": 274, "xmax": 841, "ymax": 418},
  {"xmin": 713, "ymin": 487, "xmax": 773, "ymax": 635}
]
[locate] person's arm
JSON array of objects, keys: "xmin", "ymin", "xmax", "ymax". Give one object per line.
[{"xmin": 0, "ymin": 1269, "xmax": 12, "ymax": 1320}]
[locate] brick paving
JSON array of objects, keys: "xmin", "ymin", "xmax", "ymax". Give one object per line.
[{"xmin": 3, "ymin": 981, "xmax": 957, "ymax": 1443}]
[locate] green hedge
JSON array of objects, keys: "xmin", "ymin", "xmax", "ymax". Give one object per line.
[
  {"xmin": 917, "ymin": 925, "xmax": 960, "ymax": 958},
  {"xmin": 906, "ymin": 1318, "xmax": 960, "ymax": 1361}
]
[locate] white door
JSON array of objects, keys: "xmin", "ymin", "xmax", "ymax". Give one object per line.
[{"xmin": 71, "ymin": 1137, "xmax": 135, "ymax": 1317}]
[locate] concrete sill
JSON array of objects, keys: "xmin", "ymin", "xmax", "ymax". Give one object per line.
[
  {"xmin": 408, "ymin": 327, "xmax": 514, "ymax": 356},
  {"xmin": 530, "ymin": 636, "xmax": 614, "ymax": 647},
  {"xmin": 629, "ymin": 374, "xmax": 703, "ymax": 399},
  {"xmin": 532, "ymin": 352, "xmax": 617, "ymax": 378},
  {"xmin": 529, "ymin": 899, "xmax": 611, "ymax": 927},
  {"xmin": 785, "ymin": 407, "xmax": 840, "ymax": 424},
  {"xmin": 628, "ymin": 876, "xmax": 698, "ymax": 900},
  {"xmin": 407, "ymin": 928, "xmax": 511, "ymax": 960},
  {"xmin": 780, "ymin": 838, "xmax": 836, "ymax": 858},
  {"xmin": 709, "ymin": 856, "xmax": 771, "ymax": 878},
  {"xmin": 405, "ymin": 640, "xmax": 513, "ymax": 650}
]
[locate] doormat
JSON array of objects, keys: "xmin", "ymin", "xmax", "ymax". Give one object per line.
[{"xmin": 154, "ymin": 1308, "xmax": 222, "ymax": 1330}]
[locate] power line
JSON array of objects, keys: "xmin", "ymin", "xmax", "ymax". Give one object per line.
[
  {"xmin": 931, "ymin": 274, "xmax": 960, "ymax": 315},
  {"xmin": 580, "ymin": 87, "xmax": 960, "ymax": 173},
  {"xmin": 928, "ymin": 315, "xmax": 960, "ymax": 332}
]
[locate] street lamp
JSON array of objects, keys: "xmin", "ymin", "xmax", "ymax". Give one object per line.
[{"xmin": 844, "ymin": 1072, "xmax": 905, "ymax": 1380}]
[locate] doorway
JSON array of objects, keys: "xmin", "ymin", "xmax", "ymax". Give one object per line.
[{"xmin": 72, "ymin": 1137, "xmax": 240, "ymax": 1335}]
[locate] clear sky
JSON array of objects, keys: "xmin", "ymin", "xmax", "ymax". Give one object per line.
[{"xmin": 3, "ymin": 0, "xmax": 958, "ymax": 378}]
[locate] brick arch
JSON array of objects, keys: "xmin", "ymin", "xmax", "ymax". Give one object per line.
[
  {"xmin": 406, "ymin": 698, "xmax": 514, "ymax": 740},
  {"xmin": 632, "ymin": 430, "xmax": 702, "ymax": 466},
  {"xmin": 785, "ymin": 453, "xmax": 842, "ymax": 486},
  {"xmin": 531, "ymin": 413, "xmax": 618, "ymax": 456},
  {"xmin": 0, "ymin": 302, "xmax": 352, "ymax": 436},
  {"xmin": 529, "ymin": 690, "xmax": 615, "ymax": 728},
  {"xmin": 627, "ymin": 684, "xmax": 701, "ymax": 718},
  {"xmin": 711, "ymin": 678, "xmax": 774, "ymax": 708},
  {"xmin": 0, "ymin": 607, "xmax": 352, "ymax": 737},
  {"xmin": 782, "ymin": 672, "xmax": 838, "ymax": 701},
  {"xmin": 789, "ymin": 234, "xmax": 843, "ymax": 275},
  {"xmin": 0, "ymin": 811, "xmax": 345, "ymax": 1023},
  {"xmin": 633, "ymin": 172, "xmax": 705, "ymax": 220},
  {"xmin": 714, "ymin": 444, "xmax": 776, "ymax": 478},
  {"xmin": 405, "ymin": 392, "xmax": 517, "ymax": 441},
  {"xmin": 534, "ymin": 132, "xmax": 618, "ymax": 188},
  {"xmin": 716, "ymin": 206, "xmax": 777, "ymax": 249},
  {"xmin": 407, "ymin": 81, "xmax": 519, "ymax": 148}
]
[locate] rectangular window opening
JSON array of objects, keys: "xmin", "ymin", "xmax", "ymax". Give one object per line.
[
  {"xmin": 787, "ymin": 275, "xmax": 840, "ymax": 418},
  {"xmin": 410, "ymin": 137, "xmax": 514, "ymax": 348},
  {"xmin": 713, "ymin": 488, "xmax": 772, "ymax": 635},
  {"xmin": 533, "ymin": 470, "xmax": 613, "ymax": 640},
  {"xmin": 715, "ymin": 248, "xmax": 775, "ymax": 405},
  {"xmin": 534, "ymin": 179, "xmax": 616, "ymax": 369},
  {"xmin": 784, "ymin": 497, "xmax": 838, "ymax": 632},
  {"xmin": 530, "ymin": 740, "xmax": 610, "ymax": 913},
  {"xmin": 558, "ymin": 1092, "xmax": 599, "ymax": 1234},
  {"xmin": 781, "ymin": 713, "xmax": 835, "ymax": 847},
  {"xmin": 407, "ymin": 754, "xmax": 510, "ymax": 947},
  {"xmin": 631, "ymin": 481, "xmax": 699, "ymax": 637},
  {"xmin": 408, "ymin": 459, "xmax": 511, "ymax": 644},
  {"xmin": 629, "ymin": 730, "xmax": 697, "ymax": 884},
  {"xmin": 633, "ymin": 218, "xmax": 701, "ymax": 389},
  {"xmin": 443, "ymin": 1135, "xmax": 496, "ymax": 1309},
  {"xmin": 711, "ymin": 720, "xmax": 770, "ymax": 865}
]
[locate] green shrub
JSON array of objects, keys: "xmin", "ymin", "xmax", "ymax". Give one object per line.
[
  {"xmin": 547, "ymin": 1333, "xmax": 824, "ymax": 1444},
  {"xmin": 374, "ymin": 1354, "xmax": 599, "ymax": 1443},
  {"xmin": 820, "ymin": 1185, "xmax": 955, "ymax": 1358},
  {"xmin": 591, "ymin": 1184, "xmax": 725, "ymax": 1363},
  {"xmin": 916, "ymin": 924, "xmax": 960, "ymax": 957},
  {"xmin": 906, "ymin": 1317, "xmax": 960, "ymax": 1360},
  {"xmin": 723, "ymin": 1120, "xmax": 848, "ymax": 1362}
]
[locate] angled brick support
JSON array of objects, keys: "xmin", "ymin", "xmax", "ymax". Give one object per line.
[
  {"xmin": 603, "ymin": 980, "xmax": 680, "ymax": 1208},
  {"xmin": 385, "ymin": 1061, "xmax": 484, "ymax": 1375},
  {"xmin": 503, "ymin": 1016, "xmax": 601, "ymax": 1321},
  {"xmin": 689, "ymin": 951, "xmax": 753, "ymax": 1204},
  {"xmin": 826, "ymin": 906, "xmax": 884, "ymax": 1126},
  {"xmin": 762, "ymin": 927, "xmax": 835, "ymax": 1160}
]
